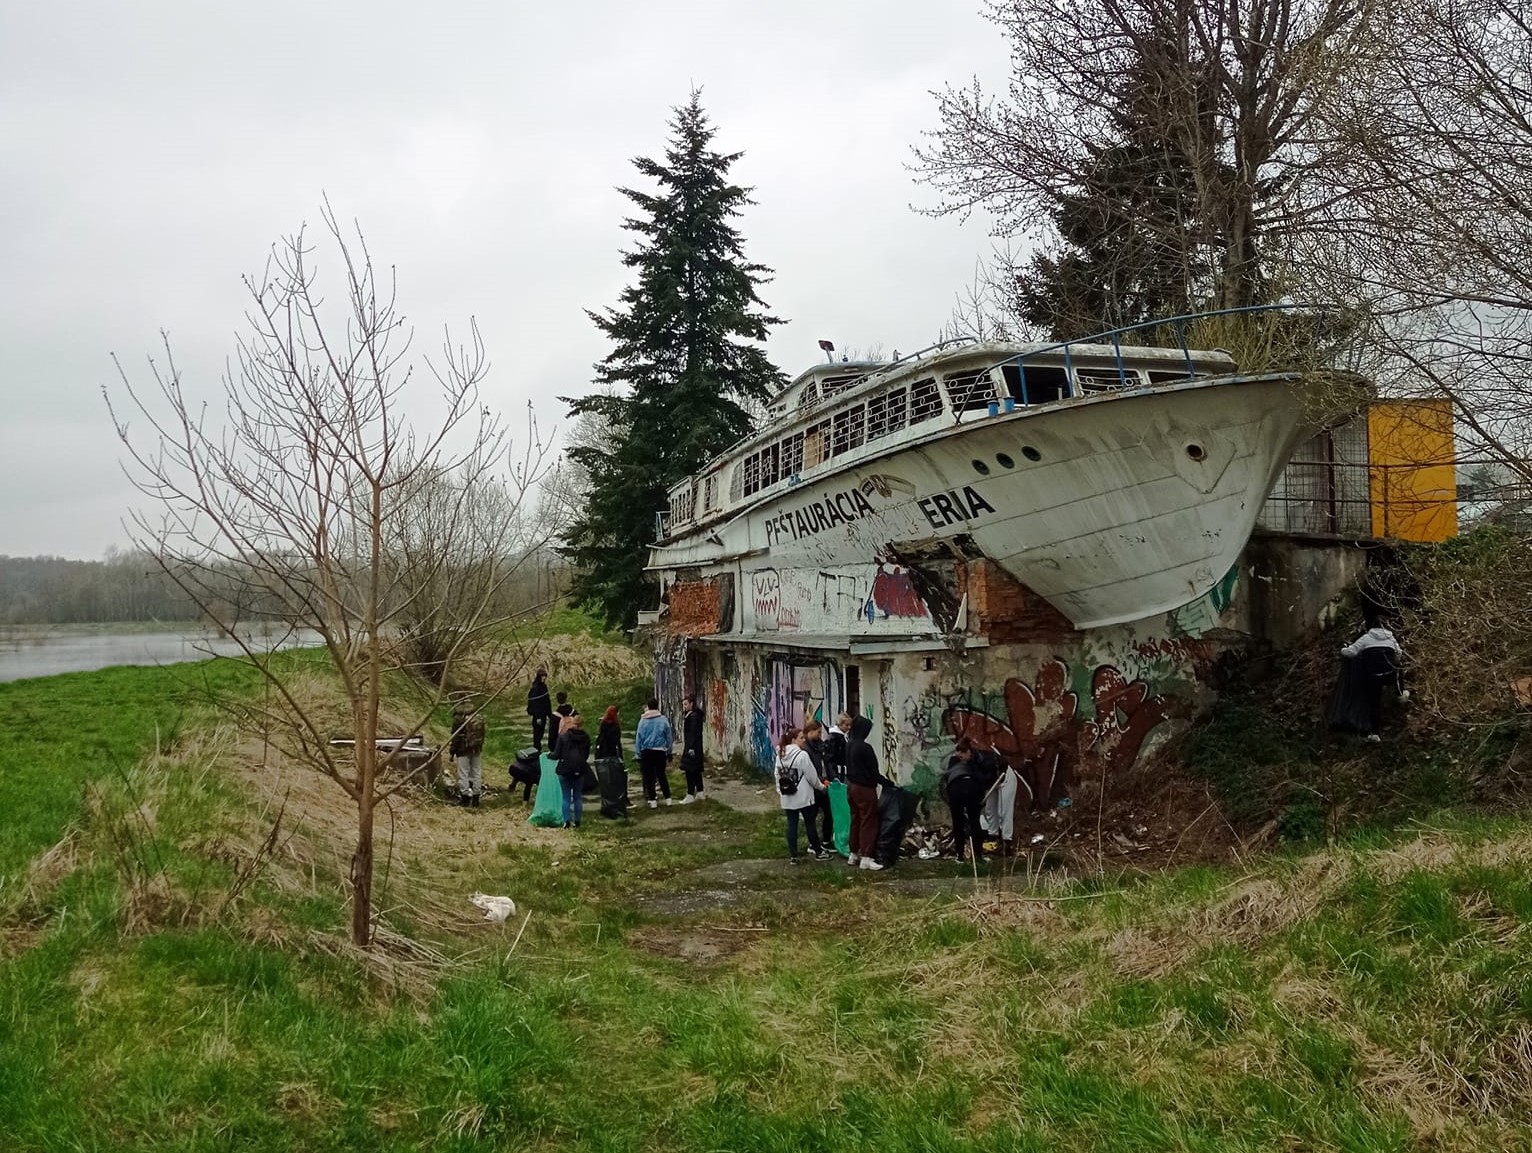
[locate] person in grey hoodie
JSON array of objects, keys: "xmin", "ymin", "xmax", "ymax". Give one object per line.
[{"xmin": 634, "ymin": 698, "xmax": 674, "ymax": 808}]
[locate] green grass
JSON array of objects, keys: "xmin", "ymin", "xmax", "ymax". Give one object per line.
[{"xmin": 7, "ymin": 657, "xmax": 1532, "ymax": 1150}]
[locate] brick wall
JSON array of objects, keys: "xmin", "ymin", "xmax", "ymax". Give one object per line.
[
  {"xmin": 957, "ymin": 559, "xmax": 1077, "ymax": 645},
  {"xmin": 668, "ymin": 578, "xmax": 722, "ymax": 637}
]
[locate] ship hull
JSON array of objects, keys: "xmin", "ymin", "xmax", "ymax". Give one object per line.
[{"xmin": 650, "ymin": 373, "xmax": 1343, "ymax": 628}]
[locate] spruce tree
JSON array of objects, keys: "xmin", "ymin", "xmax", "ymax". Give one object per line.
[{"xmin": 563, "ymin": 91, "xmax": 785, "ymax": 627}]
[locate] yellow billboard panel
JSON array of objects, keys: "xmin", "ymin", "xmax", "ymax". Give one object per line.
[{"xmin": 1368, "ymin": 399, "xmax": 1458, "ymax": 542}]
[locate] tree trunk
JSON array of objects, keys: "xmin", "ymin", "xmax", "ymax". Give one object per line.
[{"xmin": 351, "ymin": 789, "xmax": 374, "ymax": 946}]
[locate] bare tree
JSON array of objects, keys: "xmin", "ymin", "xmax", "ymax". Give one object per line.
[
  {"xmin": 108, "ymin": 206, "xmax": 551, "ymax": 946},
  {"xmin": 914, "ymin": 0, "xmax": 1371, "ymax": 313},
  {"xmin": 1310, "ymin": 0, "xmax": 1532, "ymax": 485}
]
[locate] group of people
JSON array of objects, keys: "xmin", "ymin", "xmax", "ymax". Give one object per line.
[
  {"xmin": 463, "ymin": 670, "xmax": 1006, "ymax": 865},
  {"xmin": 524, "ymin": 668, "xmax": 709, "ymax": 827},
  {"xmin": 773, "ymin": 712, "xmax": 897, "ymax": 869}
]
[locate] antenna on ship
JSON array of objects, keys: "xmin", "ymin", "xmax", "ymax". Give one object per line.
[{"xmin": 817, "ymin": 338, "xmax": 835, "ymax": 364}]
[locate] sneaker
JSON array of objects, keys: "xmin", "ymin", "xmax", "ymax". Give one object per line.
[
  {"xmin": 696, "ymin": 791, "xmax": 706, "ymax": 801},
  {"xmin": 859, "ymin": 857, "xmax": 885, "ymax": 871},
  {"xmin": 679, "ymin": 794, "xmax": 696, "ymax": 805},
  {"xmin": 665, "ymin": 797, "xmax": 673, "ymax": 806},
  {"xmin": 847, "ymin": 853, "xmax": 860, "ymax": 866},
  {"xmin": 647, "ymin": 799, "xmax": 658, "ymax": 810},
  {"xmin": 1365, "ymin": 733, "xmax": 1382, "ymax": 743},
  {"xmin": 789, "ymin": 856, "xmax": 800, "ymax": 866},
  {"xmin": 813, "ymin": 849, "xmax": 832, "ymax": 861}
]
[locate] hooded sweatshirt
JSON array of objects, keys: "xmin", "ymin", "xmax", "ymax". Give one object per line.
[
  {"xmin": 1341, "ymin": 627, "xmax": 1401, "ymax": 658},
  {"xmin": 635, "ymin": 708, "xmax": 674, "ymax": 754},
  {"xmin": 845, "ymin": 715, "xmax": 892, "ymax": 788}
]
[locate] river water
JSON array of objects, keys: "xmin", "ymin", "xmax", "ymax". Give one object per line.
[{"xmin": 0, "ymin": 627, "xmax": 322, "ymax": 684}]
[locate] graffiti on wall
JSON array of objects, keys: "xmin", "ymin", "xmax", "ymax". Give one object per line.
[
  {"xmin": 742, "ymin": 653, "xmax": 847, "ymax": 771},
  {"xmin": 909, "ymin": 658, "xmax": 1173, "ymax": 807},
  {"xmin": 753, "ymin": 569, "xmax": 782, "ymax": 631},
  {"xmin": 707, "ymin": 678, "xmax": 728, "ymax": 750},
  {"xmin": 746, "ymin": 563, "xmax": 931, "ymax": 634}
]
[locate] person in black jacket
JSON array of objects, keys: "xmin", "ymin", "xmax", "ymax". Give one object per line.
[
  {"xmin": 555, "ymin": 713, "xmax": 591, "ymax": 828},
  {"xmin": 527, "ymin": 668, "xmax": 552, "ymax": 751},
  {"xmin": 550, "ymin": 692, "xmax": 574, "ymax": 756},
  {"xmin": 945, "ymin": 738, "xmax": 1001, "ymax": 863},
  {"xmin": 823, "ymin": 713, "xmax": 850, "ymax": 782},
  {"xmin": 678, "ymin": 695, "xmax": 707, "ymax": 803},
  {"xmin": 804, "ymin": 719, "xmax": 834, "ymax": 847},
  {"xmin": 845, "ymin": 715, "xmax": 893, "ymax": 871}
]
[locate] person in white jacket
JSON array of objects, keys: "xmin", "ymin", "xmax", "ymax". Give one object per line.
[{"xmin": 776, "ymin": 728, "xmax": 830, "ymax": 864}]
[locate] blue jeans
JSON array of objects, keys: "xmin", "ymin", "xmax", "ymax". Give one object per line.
[{"xmin": 560, "ymin": 777, "xmax": 583, "ymax": 826}]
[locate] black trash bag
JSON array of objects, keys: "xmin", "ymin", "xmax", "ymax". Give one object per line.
[
  {"xmin": 595, "ymin": 756, "xmax": 629, "ymax": 819},
  {"xmin": 1328, "ymin": 647, "xmax": 1400, "ymax": 736},
  {"xmin": 877, "ymin": 785, "xmax": 919, "ymax": 865},
  {"xmin": 508, "ymin": 747, "xmax": 541, "ymax": 799}
]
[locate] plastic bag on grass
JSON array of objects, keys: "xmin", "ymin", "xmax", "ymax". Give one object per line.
[
  {"xmin": 528, "ymin": 755, "xmax": 565, "ymax": 827},
  {"xmin": 828, "ymin": 780, "xmax": 851, "ymax": 857}
]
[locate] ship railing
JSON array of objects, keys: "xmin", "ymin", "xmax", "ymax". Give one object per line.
[{"xmin": 1002, "ymin": 302, "xmax": 1332, "ymax": 407}]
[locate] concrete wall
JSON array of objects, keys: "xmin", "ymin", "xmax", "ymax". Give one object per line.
[{"xmin": 665, "ymin": 536, "xmax": 1360, "ymax": 803}]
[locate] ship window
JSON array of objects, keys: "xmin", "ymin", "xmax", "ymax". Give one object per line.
[
  {"xmin": 867, "ymin": 387, "xmax": 908, "ymax": 441},
  {"xmin": 703, "ymin": 473, "xmax": 719, "ymax": 511},
  {"xmin": 944, "ymin": 369, "xmax": 994, "ymax": 412},
  {"xmin": 820, "ymin": 373, "xmax": 861, "ymax": 397},
  {"xmin": 781, "ymin": 432, "xmax": 804, "ymax": 478},
  {"xmin": 1148, "ymin": 369, "xmax": 1195, "ymax": 384},
  {"xmin": 670, "ymin": 486, "xmax": 695, "ymax": 524},
  {"xmin": 742, "ymin": 452, "xmax": 762, "ymax": 496},
  {"xmin": 831, "ymin": 404, "xmax": 867, "ymax": 456},
  {"xmin": 798, "ymin": 381, "xmax": 820, "ymax": 408},
  {"xmin": 909, "ymin": 377, "xmax": 943, "ymax": 423},
  {"xmin": 804, "ymin": 420, "xmax": 830, "ymax": 468},
  {"xmin": 1005, "ymin": 364, "xmax": 1069, "ymax": 404},
  {"xmin": 759, "ymin": 442, "xmax": 781, "ymax": 488},
  {"xmin": 1075, "ymin": 367, "xmax": 1141, "ymax": 393}
]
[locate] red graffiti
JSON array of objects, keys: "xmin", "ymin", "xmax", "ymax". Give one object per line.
[
  {"xmin": 940, "ymin": 661, "xmax": 1170, "ymax": 809},
  {"xmin": 1132, "ymin": 636, "xmax": 1213, "ymax": 665},
  {"xmin": 707, "ymin": 679, "xmax": 728, "ymax": 748},
  {"xmin": 868, "ymin": 564, "xmax": 929, "ymax": 620}
]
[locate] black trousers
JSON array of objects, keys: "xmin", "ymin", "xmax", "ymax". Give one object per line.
[
  {"xmin": 531, "ymin": 714, "xmax": 548, "ymax": 751},
  {"xmin": 948, "ymin": 776, "xmax": 985, "ymax": 861},
  {"xmin": 638, "ymin": 749, "xmax": 672, "ymax": 801},
  {"xmin": 785, "ymin": 804, "xmax": 823, "ymax": 858},
  {"xmin": 680, "ymin": 754, "xmax": 705, "ymax": 795},
  {"xmin": 812, "ymin": 788, "xmax": 834, "ymax": 845}
]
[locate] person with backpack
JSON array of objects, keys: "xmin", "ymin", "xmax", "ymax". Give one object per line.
[
  {"xmin": 678, "ymin": 694, "xmax": 707, "ymax": 803},
  {"xmin": 845, "ymin": 714, "xmax": 893, "ymax": 870},
  {"xmin": 526, "ymin": 668, "xmax": 553, "ymax": 752},
  {"xmin": 945, "ymin": 738, "xmax": 1002, "ymax": 863},
  {"xmin": 550, "ymin": 692, "xmax": 574, "ymax": 756},
  {"xmin": 555, "ymin": 713, "xmax": 592, "ymax": 829},
  {"xmin": 777, "ymin": 727, "xmax": 829, "ymax": 864},
  {"xmin": 634, "ymin": 698, "xmax": 675, "ymax": 808}
]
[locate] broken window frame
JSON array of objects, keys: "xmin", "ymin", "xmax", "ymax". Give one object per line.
[
  {"xmin": 867, "ymin": 387, "xmax": 908, "ymax": 441},
  {"xmin": 909, "ymin": 377, "xmax": 943, "ymax": 424},
  {"xmin": 830, "ymin": 403, "xmax": 867, "ymax": 457}
]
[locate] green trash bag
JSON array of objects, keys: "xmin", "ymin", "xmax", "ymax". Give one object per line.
[
  {"xmin": 828, "ymin": 780, "xmax": 851, "ymax": 857},
  {"xmin": 528, "ymin": 754, "xmax": 565, "ymax": 828}
]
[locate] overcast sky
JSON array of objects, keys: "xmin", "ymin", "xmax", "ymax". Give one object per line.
[{"xmin": 0, "ymin": 1, "xmax": 1013, "ymax": 560}]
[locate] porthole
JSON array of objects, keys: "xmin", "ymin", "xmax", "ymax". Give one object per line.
[
  {"xmin": 1185, "ymin": 443, "xmax": 1207, "ymax": 462},
  {"xmin": 996, "ymin": 452, "xmax": 1015, "ymax": 469},
  {"xmin": 1021, "ymin": 446, "xmax": 1042, "ymax": 462},
  {"xmin": 971, "ymin": 458, "xmax": 991, "ymax": 475}
]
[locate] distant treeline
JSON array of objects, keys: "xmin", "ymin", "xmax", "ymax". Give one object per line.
[{"xmin": 0, "ymin": 553, "xmax": 200, "ymax": 624}]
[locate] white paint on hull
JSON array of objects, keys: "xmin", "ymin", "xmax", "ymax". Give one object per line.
[{"xmin": 651, "ymin": 373, "xmax": 1338, "ymax": 628}]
